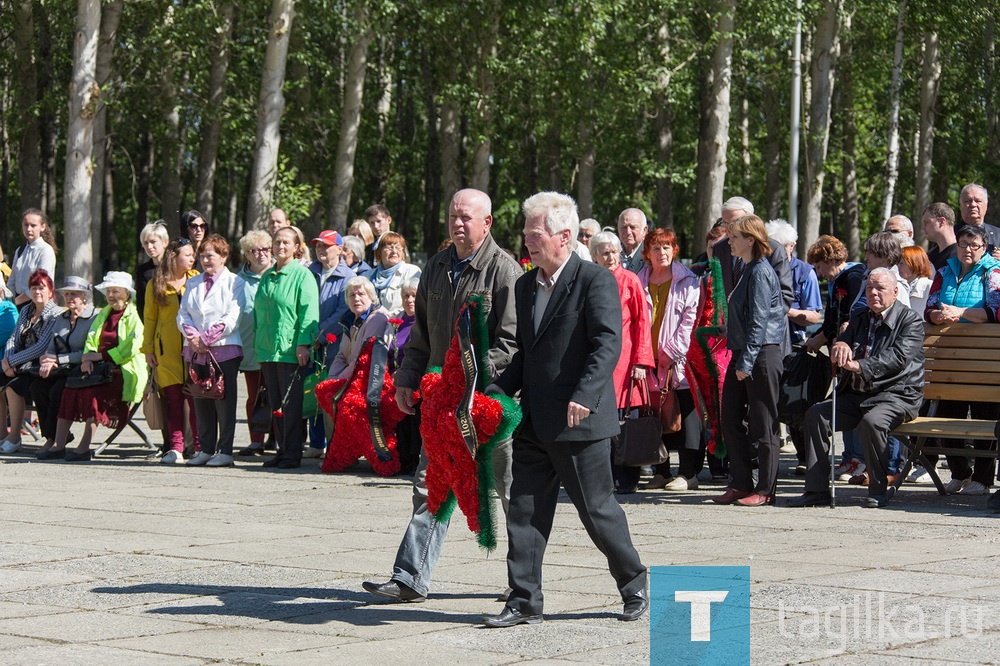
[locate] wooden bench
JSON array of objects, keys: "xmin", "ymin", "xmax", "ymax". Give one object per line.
[{"xmin": 892, "ymin": 322, "xmax": 1000, "ymax": 495}]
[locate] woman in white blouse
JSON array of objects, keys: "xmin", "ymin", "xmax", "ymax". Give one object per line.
[
  {"xmin": 6, "ymin": 209, "xmax": 57, "ymax": 308},
  {"xmin": 365, "ymin": 232, "xmax": 421, "ymax": 315},
  {"xmin": 177, "ymin": 234, "xmax": 243, "ymax": 467}
]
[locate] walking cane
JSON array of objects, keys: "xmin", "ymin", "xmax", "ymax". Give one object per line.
[{"xmin": 829, "ymin": 369, "xmax": 838, "ymax": 508}]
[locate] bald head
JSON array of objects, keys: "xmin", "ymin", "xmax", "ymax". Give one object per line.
[
  {"xmin": 449, "ymin": 189, "xmax": 493, "ymax": 259},
  {"xmin": 960, "ymin": 184, "xmax": 988, "ymax": 226},
  {"xmin": 617, "ymin": 208, "xmax": 648, "ymax": 254}
]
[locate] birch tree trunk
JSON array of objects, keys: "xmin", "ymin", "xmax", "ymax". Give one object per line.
[
  {"xmin": 470, "ymin": 1, "xmax": 498, "ymax": 192},
  {"xmin": 14, "ymin": 0, "xmax": 42, "ymax": 210},
  {"xmin": 655, "ymin": 17, "xmax": 674, "ymax": 229},
  {"xmin": 577, "ymin": 119, "xmax": 595, "ymax": 219},
  {"xmin": 840, "ymin": 14, "xmax": 860, "ymax": 261},
  {"xmin": 64, "ymin": 0, "xmax": 101, "ymax": 282},
  {"xmin": 440, "ymin": 100, "xmax": 461, "ymax": 203},
  {"xmin": 330, "ymin": 1, "xmax": 373, "ymax": 232},
  {"xmin": 984, "ymin": 17, "xmax": 998, "ymax": 163},
  {"xmin": 196, "ymin": 1, "xmax": 234, "ymax": 222},
  {"xmin": 914, "ymin": 31, "xmax": 941, "ymax": 243},
  {"xmin": 694, "ymin": 0, "xmax": 736, "ymax": 252},
  {"xmin": 89, "ymin": 0, "xmax": 123, "ymax": 273},
  {"xmin": 881, "ymin": 0, "xmax": 907, "ymax": 221},
  {"xmin": 798, "ymin": 0, "xmax": 840, "ymax": 250},
  {"xmin": 246, "ymin": 0, "xmax": 295, "ymax": 232}
]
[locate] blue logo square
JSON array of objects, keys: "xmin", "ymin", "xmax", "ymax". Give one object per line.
[{"xmin": 650, "ymin": 566, "xmax": 750, "ymax": 666}]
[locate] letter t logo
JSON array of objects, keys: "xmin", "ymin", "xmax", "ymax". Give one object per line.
[{"xmin": 674, "ymin": 591, "xmax": 729, "ymax": 641}]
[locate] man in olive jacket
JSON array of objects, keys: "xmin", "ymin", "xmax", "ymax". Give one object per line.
[{"xmin": 363, "ymin": 188, "xmax": 521, "ymax": 603}]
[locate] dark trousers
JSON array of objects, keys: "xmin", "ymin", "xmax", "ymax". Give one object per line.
[
  {"xmin": 937, "ymin": 400, "xmax": 1000, "ymax": 486},
  {"xmin": 191, "ymin": 357, "xmax": 241, "ymax": 456},
  {"xmin": 28, "ymin": 375, "xmax": 69, "ymax": 440},
  {"xmin": 261, "ymin": 361, "xmax": 306, "ymax": 465},
  {"xmin": 804, "ymin": 391, "xmax": 912, "ymax": 497},
  {"xmin": 242, "ymin": 370, "xmax": 265, "ymax": 444},
  {"xmin": 722, "ymin": 345, "xmax": 782, "ymax": 495},
  {"xmin": 505, "ymin": 421, "xmax": 646, "ymax": 616}
]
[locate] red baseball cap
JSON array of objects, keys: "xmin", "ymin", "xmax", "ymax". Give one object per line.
[{"xmin": 311, "ymin": 230, "xmax": 344, "ymax": 246}]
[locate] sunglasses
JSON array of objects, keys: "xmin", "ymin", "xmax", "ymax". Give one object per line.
[
  {"xmin": 177, "ymin": 238, "xmax": 192, "ymax": 246},
  {"xmin": 188, "ymin": 223, "xmax": 207, "ymax": 230}
]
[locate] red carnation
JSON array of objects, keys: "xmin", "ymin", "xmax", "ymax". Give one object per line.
[
  {"xmin": 272, "ymin": 409, "xmax": 283, "ymax": 418},
  {"xmin": 325, "ymin": 333, "xmax": 338, "ymax": 343},
  {"xmin": 388, "ymin": 318, "xmax": 404, "ymax": 326},
  {"xmin": 519, "ymin": 257, "xmax": 531, "ymax": 267},
  {"xmin": 834, "ymin": 288, "xmax": 847, "ymax": 302}
]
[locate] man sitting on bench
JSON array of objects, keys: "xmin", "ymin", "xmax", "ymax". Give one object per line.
[{"xmin": 788, "ymin": 268, "xmax": 925, "ymax": 509}]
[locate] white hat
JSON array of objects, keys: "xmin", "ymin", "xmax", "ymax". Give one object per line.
[{"xmin": 95, "ymin": 271, "xmax": 136, "ymax": 298}]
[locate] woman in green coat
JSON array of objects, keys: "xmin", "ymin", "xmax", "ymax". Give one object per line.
[{"xmin": 50, "ymin": 272, "xmax": 147, "ymax": 462}]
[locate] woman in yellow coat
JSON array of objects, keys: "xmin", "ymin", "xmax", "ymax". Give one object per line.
[{"xmin": 142, "ymin": 238, "xmax": 199, "ymax": 463}]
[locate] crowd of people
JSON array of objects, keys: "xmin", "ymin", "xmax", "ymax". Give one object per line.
[{"xmin": 1, "ymin": 184, "xmax": 998, "ymax": 505}]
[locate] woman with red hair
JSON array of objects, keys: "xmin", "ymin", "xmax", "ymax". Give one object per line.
[
  {"xmin": 0, "ymin": 269, "xmax": 62, "ymax": 453},
  {"xmin": 635, "ymin": 228, "xmax": 702, "ymax": 492}
]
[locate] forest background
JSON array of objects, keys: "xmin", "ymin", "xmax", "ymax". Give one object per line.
[{"xmin": 1, "ymin": 0, "xmax": 998, "ymax": 281}]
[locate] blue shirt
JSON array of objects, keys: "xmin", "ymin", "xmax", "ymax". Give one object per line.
[
  {"xmin": 0, "ymin": 300, "xmax": 18, "ymax": 349},
  {"xmin": 790, "ymin": 257, "xmax": 822, "ymax": 343}
]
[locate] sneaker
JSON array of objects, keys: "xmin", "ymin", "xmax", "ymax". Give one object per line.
[
  {"xmin": 303, "ymin": 447, "xmax": 325, "ymax": 459},
  {"xmin": 205, "ymin": 453, "xmax": 234, "ymax": 467},
  {"xmin": 161, "ymin": 450, "xmax": 185, "ymax": 464},
  {"xmin": 665, "ymin": 475, "xmax": 699, "ymax": 491},
  {"xmin": 837, "ymin": 460, "xmax": 865, "ymax": 482},
  {"xmin": 907, "ymin": 465, "xmax": 932, "ymax": 484},
  {"xmin": 0, "ymin": 439, "xmax": 22, "ymax": 454},
  {"xmin": 186, "ymin": 452, "xmax": 214, "ymax": 466},
  {"xmin": 960, "ymin": 480, "xmax": 989, "ymax": 496},
  {"xmin": 780, "ymin": 440, "xmax": 797, "ymax": 455},
  {"xmin": 944, "ymin": 477, "xmax": 970, "ymax": 494}
]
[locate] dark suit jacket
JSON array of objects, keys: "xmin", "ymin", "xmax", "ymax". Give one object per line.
[
  {"xmin": 494, "ymin": 253, "xmax": 622, "ymax": 443},
  {"xmin": 838, "ymin": 298, "xmax": 925, "ymax": 413}
]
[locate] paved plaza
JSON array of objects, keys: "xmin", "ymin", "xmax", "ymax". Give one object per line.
[{"xmin": 2, "ymin": 410, "xmax": 999, "ymax": 665}]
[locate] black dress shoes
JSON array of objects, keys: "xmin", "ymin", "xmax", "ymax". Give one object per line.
[
  {"xmin": 262, "ymin": 456, "xmax": 282, "ymax": 467},
  {"xmin": 277, "ymin": 459, "xmax": 300, "ymax": 469},
  {"xmin": 483, "ymin": 605, "xmax": 543, "ymax": 627},
  {"xmin": 238, "ymin": 444, "xmax": 264, "ymax": 456},
  {"xmin": 362, "ymin": 580, "xmax": 426, "ymax": 603},
  {"xmin": 64, "ymin": 450, "xmax": 92, "ymax": 462},
  {"xmin": 785, "ymin": 491, "xmax": 832, "ymax": 508},
  {"xmin": 36, "ymin": 449, "xmax": 66, "ymax": 460},
  {"xmin": 620, "ymin": 590, "xmax": 649, "ymax": 621}
]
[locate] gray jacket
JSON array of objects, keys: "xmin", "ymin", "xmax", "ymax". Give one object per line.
[
  {"xmin": 727, "ymin": 257, "xmax": 786, "ymax": 374},
  {"xmin": 393, "ymin": 234, "xmax": 521, "ymax": 391},
  {"xmin": 46, "ymin": 303, "xmax": 99, "ymax": 365}
]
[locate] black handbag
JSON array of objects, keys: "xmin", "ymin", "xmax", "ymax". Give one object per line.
[
  {"xmin": 778, "ymin": 345, "xmax": 831, "ymax": 427},
  {"xmin": 65, "ymin": 361, "xmax": 114, "ymax": 389},
  {"xmin": 613, "ymin": 376, "xmax": 669, "ymax": 467},
  {"xmin": 249, "ymin": 384, "xmax": 271, "ymax": 434}
]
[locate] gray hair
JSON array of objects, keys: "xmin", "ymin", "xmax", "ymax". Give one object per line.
[
  {"xmin": 765, "ymin": 219, "xmax": 797, "ymax": 246},
  {"xmin": 961, "ymin": 183, "xmax": 989, "ymax": 203},
  {"xmin": 589, "ymin": 231, "xmax": 622, "ymax": 255},
  {"xmin": 867, "ymin": 266, "xmax": 898, "ymax": 287},
  {"xmin": 522, "ymin": 191, "xmax": 579, "ymax": 237},
  {"xmin": 579, "ymin": 218, "xmax": 601, "ymax": 235},
  {"xmin": 342, "ymin": 234, "xmax": 365, "ymax": 262},
  {"xmin": 883, "ymin": 215, "xmax": 913, "ymax": 233},
  {"xmin": 616, "ymin": 207, "xmax": 648, "ymax": 228},
  {"xmin": 891, "ymin": 231, "xmax": 914, "ymax": 248},
  {"xmin": 401, "ymin": 276, "xmax": 420, "ymax": 293},
  {"xmin": 140, "ymin": 221, "xmax": 169, "ymax": 245},
  {"xmin": 344, "ymin": 275, "xmax": 377, "ymax": 303},
  {"xmin": 722, "ymin": 196, "xmax": 755, "ymax": 215}
]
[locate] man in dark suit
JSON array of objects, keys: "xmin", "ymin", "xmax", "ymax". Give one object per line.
[
  {"xmin": 483, "ymin": 192, "xmax": 647, "ymax": 628},
  {"xmin": 786, "ymin": 267, "xmax": 925, "ymax": 509}
]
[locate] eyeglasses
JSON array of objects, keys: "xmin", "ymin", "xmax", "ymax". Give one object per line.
[
  {"xmin": 250, "ymin": 247, "xmax": 271, "ymax": 255},
  {"xmin": 957, "ymin": 242, "xmax": 984, "ymax": 250},
  {"xmin": 177, "ymin": 238, "xmax": 192, "ymax": 246}
]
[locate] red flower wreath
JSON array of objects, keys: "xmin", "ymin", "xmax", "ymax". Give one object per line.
[
  {"xmin": 314, "ymin": 338, "xmax": 407, "ymax": 477},
  {"xmin": 419, "ymin": 335, "xmax": 505, "ymax": 536}
]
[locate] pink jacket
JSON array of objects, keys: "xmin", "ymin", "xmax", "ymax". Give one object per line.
[
  {"xmin": 610, "ymin": 267, "xmax": 655, "ymax": 409},
  {"xmin": 637, "ymin": 261, "xmax": 700, "ymax": 390}
]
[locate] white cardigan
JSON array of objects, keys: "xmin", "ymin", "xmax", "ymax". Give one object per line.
[{"xmin": 177, "ymin": 268, "xmax": 242, "ymax": 348}]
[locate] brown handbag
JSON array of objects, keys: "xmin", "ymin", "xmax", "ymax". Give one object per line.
[
  {"xmin": 659, "ymin": 365, "xmax": 682, "ymax": 434},
  {"xmin": 613, "ymin": 374, "xmax": 669, "ymax": 467}
]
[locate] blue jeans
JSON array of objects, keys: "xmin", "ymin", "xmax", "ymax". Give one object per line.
[{"xmin": 391, "ymin": 438, "xmax": 512, "ymax": 596}]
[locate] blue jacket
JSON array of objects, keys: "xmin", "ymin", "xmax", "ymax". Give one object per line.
[{"xmin": 309, "ymin": 259, "xmax": 353, "ymax": 362}]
